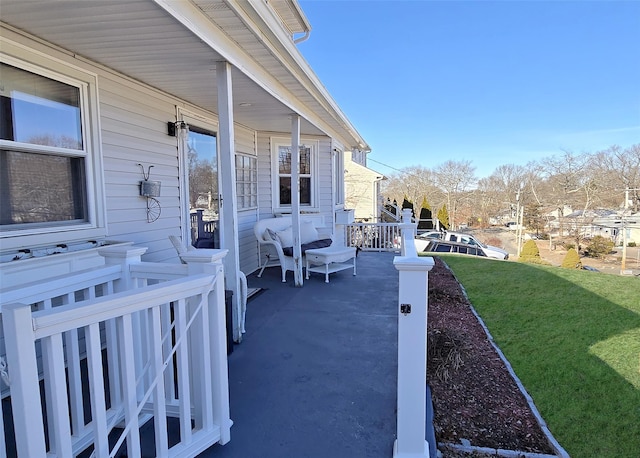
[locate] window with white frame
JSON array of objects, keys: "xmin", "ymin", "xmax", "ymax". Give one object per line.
[
  {"xmin": 0, "ymin": 56, "xmax": 103, "ymax": 243},
  {"xmin": 272, "ymin": 139, "xmax": 317, "ymax": 210},
  {"xmin": 235, "ymin": 154, "xmax": 257, "ymax": 209}
]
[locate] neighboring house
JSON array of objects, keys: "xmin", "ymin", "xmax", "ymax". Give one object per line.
[
  {"xmin": 592, "ymin": 211, "xmax": 640, "ymax": 245},
  {"xmin": 562, "ymin": 209, "xmax": 617, "ymax": 239},
  {"xmin": 344, "ymin": 150, "xmax": 385, "ymax": 222},
  {"xmin": 0, "ymin": 0, "xmax": 369, "ymax": 326}
]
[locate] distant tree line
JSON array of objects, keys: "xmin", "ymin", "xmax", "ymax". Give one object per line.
[{"xmin": 381, "ymin": 143, "xmax": 640, "ymax": 239}]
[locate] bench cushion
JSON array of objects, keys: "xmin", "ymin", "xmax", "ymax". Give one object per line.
[
  {"xmin": 300, "ymin": 220, "xmax": 319, "ymax": 244},
  {"xmin": 282, "ymin": 238, "xmax": 332, "ymax": 257},
  {"xmin": 275, "ymin": 227, "xmax": 294, "ymax": 248}
]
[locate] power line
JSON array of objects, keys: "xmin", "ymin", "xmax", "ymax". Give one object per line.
[{"xmin": 366, "ymin": 157, "xmax": 407, "ymax": 174}]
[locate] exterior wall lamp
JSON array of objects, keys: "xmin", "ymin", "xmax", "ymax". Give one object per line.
[{"xmin": 167, "ymin": 120, "xmax": 188, "ymax": 137}]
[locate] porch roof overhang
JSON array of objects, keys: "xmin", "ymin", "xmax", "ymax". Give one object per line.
[{"xmin": 0, "ymin": 0, "xmax": 370, "ymax": 151}]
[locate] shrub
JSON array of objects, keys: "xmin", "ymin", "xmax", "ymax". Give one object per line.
[
  {"xmin": 561, "ymin": 248, "xmax": 582, "ymax": 269},
  {"xmin": 518, "ymin": 240, "xmax": 552, "ymax": 265},
  {"xmin": 518, "ymin": 239, "xmax": 542, "ymax": 264},
  {"xmin": 564, "ymin": 243, "xmax": 576, "ymax": 251},
  {"xmin": 519, "ymin": 239, "xmax": 540, "ymax": 258},
  {"xmin": 585, "ymin": 236, "xmax": 615, "ymax": 259},
  {"xmin": 628, "ymin": 241, "xmax": 637, "ymax": 248}
]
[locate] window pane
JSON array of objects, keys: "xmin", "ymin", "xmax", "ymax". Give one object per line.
[
  {"xmin": 0, "ymin": 149, "xmax": 86, "ymax": 225},
  {"xmin": 187, "ymin": 129, "xmax": 217, "ymax": 212},
  {"xmin": 278, "ymin": 147, "xmax": 291, "ymax": 174},
  {"xmin": 0, "ymin": 63, "xmax": 83, "ymax": 149},
  {"xmin": 300, "ymin": 147, "xmax": 310, "ymax": 174},
  {"xmin": 280, "ymin": 177, "xmax": 291, "ymax": 205},
  {"xmin": 279, "ymin": 146, "xmax": 311, "ymax": 174},
  {"xmin": 300, "ymin": 177, "xmax": 311, "ymax": 205}
]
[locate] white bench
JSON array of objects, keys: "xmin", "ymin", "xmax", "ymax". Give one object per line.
[
  {"xmin": 254, "ymin": 215, "xmax": 332, "ymax": 282},
  {"xmin": 305, "ymin": 245, "xmax": 357, "ymax": 283}
]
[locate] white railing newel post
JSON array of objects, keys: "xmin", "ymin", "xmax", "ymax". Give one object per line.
[
  {"xmin": 99, "ymin": 245, "xmax": 148, "ymax": 402},
  {"xmin": 2, "ymin": 303, "xmax": 48, "ymax": 458},
  {"xmin": 180, "ymin": 249, "xmax": 232, "ymax": 444},
  {"xmin": 98, "ymin": 245, "xmax": 148, "ymax": 291},
  {"xmin": 393, "ymin": 247, "xmax": 434, "ymax": 458},
  {"xmin": 399, "ymin": 208, "xmax": 417, "ymax": 257}
]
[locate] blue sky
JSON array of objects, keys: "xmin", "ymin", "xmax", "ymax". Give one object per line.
[{"xmin": 297, "ymin": 0, "xmax": 640, "ymax": 178}]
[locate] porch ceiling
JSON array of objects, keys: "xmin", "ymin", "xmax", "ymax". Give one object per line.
[{"xmin": 0, "ymin": 0, "xmax": 365, "ymax": 146}]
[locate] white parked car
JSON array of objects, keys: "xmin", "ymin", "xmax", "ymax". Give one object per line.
[{"xmin": 415, "ymin": 231, "xmax": 509, "ymax": 260}]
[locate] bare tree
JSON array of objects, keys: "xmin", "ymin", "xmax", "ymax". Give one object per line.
[
  {"xmin": 595, "ymin": 144, "xmax": 640, "ymax": 211},
  {"xmin": 381, "ymin": 165, "xmax": 443, "ymax": 214},
  {"xmin": 433, "ymin": 160, "xmax": 477, "ymax": 230},
  {"xmin": 540, "ymin": 150, "xmax": 592, "ymax": 236}
]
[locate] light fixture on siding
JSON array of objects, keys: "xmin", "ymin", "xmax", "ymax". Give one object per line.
[
  {"xmin": 138, "ymin": 163, "xmax": 161, "ymax": 223},
  {"xmin": 167, "ymin": 120, "xmax": 188, "ymax": 137}
]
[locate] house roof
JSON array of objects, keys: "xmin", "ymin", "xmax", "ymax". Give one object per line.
[{"xmin": 0, "ymin": 0, "xmax": 369, "ymax": 151}]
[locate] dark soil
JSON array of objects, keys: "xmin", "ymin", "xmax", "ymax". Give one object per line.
[{"xmin": 427, "ymin": 257, "xmax": 557, "ymax": 456}]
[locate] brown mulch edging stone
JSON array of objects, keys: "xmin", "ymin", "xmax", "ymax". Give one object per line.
[{"xmin": 426, "ymin": 257, "xmax": 564, "ymax": 457}]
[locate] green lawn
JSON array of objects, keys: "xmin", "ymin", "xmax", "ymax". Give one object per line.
[{"xmin": 434, "ymin": 255, "xmax": 640, "ymax": 458}]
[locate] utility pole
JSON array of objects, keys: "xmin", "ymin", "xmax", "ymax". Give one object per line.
[{"xmin": 515, "ymin": 187, "xmax": 524, "ymax": 258}]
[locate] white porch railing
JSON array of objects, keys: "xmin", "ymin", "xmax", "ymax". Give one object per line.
[
  {"xmin": 346, "ymin": 222, "xmax": 402, "ymax": 252},
  {"xmin": 393, "ymin": 209, "xmax": 434, "ymax": 458},
  {"xmin": 0, "ymin": 245, "xmax": 231, "ymax": 458}
]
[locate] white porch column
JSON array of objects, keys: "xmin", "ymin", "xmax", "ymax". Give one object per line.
[
  {"xmin": 393, "ymin": 209, "xmax": 434, "ymax": 458},
  {"xmin": 290, "ymin": 115, "xmax": 303, "ymax": 286},
  {"xmin": 217, "ymin": 60, "xmax": 242, "ymax": 341}
]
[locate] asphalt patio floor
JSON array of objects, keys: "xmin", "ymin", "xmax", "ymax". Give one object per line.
[{"xmin": 200, "ymin": 251, "xmax": 401, "ymax": 458}]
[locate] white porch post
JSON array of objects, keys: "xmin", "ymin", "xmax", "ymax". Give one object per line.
[
  {"xmin": 393, "ymin": 209, "xmax": 434, "ymax": 458},
  {"xmin": 290, "ymin": 115, "xmax": 303, "ymax": 286},
  {"xmin": 217, "ymin": 60, "xmax": 242, "ymax": 341}
]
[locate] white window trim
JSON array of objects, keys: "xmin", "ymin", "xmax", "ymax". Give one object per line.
[
  {"xmin": 236, "ymin": 153, "xmax": 258, "ymax": 211},
  {"xmin": 270, "ymin": 137, "xmax": 319, "ymax": 214},
  {"xmin": 0, "ymin": 43, "xmax": 106, "ymax": 251}
]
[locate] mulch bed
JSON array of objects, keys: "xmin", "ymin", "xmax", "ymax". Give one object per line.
[{"xmin": 427, "ymin": 257, "xmax": 557, "ymax": 456}]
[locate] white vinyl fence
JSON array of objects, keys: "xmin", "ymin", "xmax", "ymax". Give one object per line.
[
  {"xmin": 346, "ymin": 222, "xmax": 401, "ymax": 252},
  {"xmin": 0, "ymin": 246, "xmax": 231, "ymax": 458}
]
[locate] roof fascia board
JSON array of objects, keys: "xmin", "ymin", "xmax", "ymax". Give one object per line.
[
  {"xmin": 153, "ymin": 0, "xmax": 368, "ymax": 148},
  {"xmin": 153, "ymin": 0, "xmax": 361, "ymax": 148},
  {"xmin": 239, "ymin": 0, "xmax": 369, "ymax": 150},
  {"xmin": 270, "ymin": 0, "xmax": 311, "ymax": 35},
  {"xmin": 348, "ymin": 160, "xmax": 385, "ymax": 179}
]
